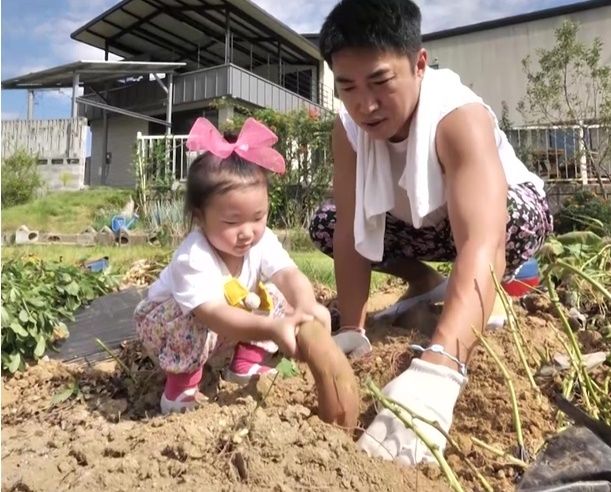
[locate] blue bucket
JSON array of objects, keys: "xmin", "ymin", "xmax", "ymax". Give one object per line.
[{"xmin": 84, "ymin": 257, "xmax": 109, "ymax": 273}]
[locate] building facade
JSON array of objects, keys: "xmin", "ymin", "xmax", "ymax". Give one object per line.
[{"xmin": 423, "ymin": 0, "xmax": 611, "ymax": 125}]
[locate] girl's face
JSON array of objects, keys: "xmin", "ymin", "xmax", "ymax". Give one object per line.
[{"xmin": 200, "ymin": 184, "xmax": 269, "ymax": 261}]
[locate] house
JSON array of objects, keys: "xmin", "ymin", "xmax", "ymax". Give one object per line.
[
  {"xmin": 2, "ymin": 0, "xmax": 609, "ymax": 190},
  {"xmin": 2, "ymin": 0, "xmax": 338, "ymax": 189}
]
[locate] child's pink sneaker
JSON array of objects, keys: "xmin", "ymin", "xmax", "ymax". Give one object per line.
[
  {"xmin": 160, "ymin": 368, "xmax": 206, "ymax": 414},
  {"xmin": 160, "ymin": 387, "xmax": 207, "ymax": 414},
  {"xmin": 223, "ymin": 343, "xmax": 277, "ymax": 384}
]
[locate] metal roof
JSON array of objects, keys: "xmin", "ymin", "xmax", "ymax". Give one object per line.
[
  {"xmin": 70, "ymin": 0, "xmax": 321, "ymax": 68},
  {"xmin": 1, "ymin": 60, "xmax": 186, "ymax": 90},
  {"xmin": 423, "ymin": 0, "xmax": 609, "ymax": 42}
]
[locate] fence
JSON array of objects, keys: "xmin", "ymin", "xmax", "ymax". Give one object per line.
[
  {"xmin": 136, "ymin": 133, "xmax": 191, "ymax": 182},
  {"xmin": 506, "ymin": 124, "xmax": 610, "ymax": 184},
  {"xmin": 137, "ymin": 124, "xmax": 610, "ymax": 186}
]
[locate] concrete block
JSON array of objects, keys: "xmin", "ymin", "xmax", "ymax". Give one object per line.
[
  {"xmin": 126, "ymin": 232, "xmax": 148, "ymax": 246},
  {"xmin": 40, "ymin": 233, "xmax": 62, "ymax": 243},
  {"xmin": 116, "ymin": 229, "xmax": 130, "ymax": 245},
  {"xmin": 1, "ymin": 232, "xmax": 14, "ymax": 245},
  {"xmin": 77, "ymin": 227, "xmax": 97, "ymax": 246},
  {"xmin": 39, "ymin": 233, "xmax": 78, "ymax": 244},
  {"xmin": 15, "ymin": 225, "xmax": 39, "ymax": 245},
  {"xmin": 96, "ymin": 226, "xmax": 115, "ymax": 246}
]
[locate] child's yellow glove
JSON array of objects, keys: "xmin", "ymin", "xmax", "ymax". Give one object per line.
[{"xmin": 223, "ymin": 278, "xmax": 273, "ymax": 314}]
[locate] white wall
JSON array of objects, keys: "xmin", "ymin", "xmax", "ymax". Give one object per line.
[
  {"xmin": 1, "ymin": 118, "xmax": 87, "ymax": 190},
  {"xmin": 424, "ymin": 6, "xmax": 611, "ymax": 125}
]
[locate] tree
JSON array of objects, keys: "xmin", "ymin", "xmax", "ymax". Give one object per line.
[{"xmin": 518, "ymin": 20, "xmax": 611, "ymax": 197}]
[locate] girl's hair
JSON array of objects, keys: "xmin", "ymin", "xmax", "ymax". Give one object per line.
[{"xmin": 184, "ymin": 132, "xmax": 269, "ymax": 227}]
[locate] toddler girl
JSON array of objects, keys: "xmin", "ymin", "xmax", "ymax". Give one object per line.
[{"xmin": 134, "ymin": 117, "xmax": 331, "ymax": 414}]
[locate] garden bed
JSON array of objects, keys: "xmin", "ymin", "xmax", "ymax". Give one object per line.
[{"xmin": 3, "ymin": 287, "xmax": 603, "ymax": 491}]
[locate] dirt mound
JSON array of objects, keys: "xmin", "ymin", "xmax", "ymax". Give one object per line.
[{"xmin": 2, "ymin": 290, "xmax": 600, "ymax": 492}]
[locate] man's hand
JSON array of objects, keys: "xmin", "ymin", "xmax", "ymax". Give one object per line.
[{"xmin": 357, "ymin": 359, "xmax": 466, "ymax": 465}]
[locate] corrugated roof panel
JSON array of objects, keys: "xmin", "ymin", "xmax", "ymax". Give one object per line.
[
  {"xmin": 1, "ymin": 61, "xmax": 186, "ymax": 89},
  {"xmin": 70, "ymin": 0, "xmax": 321, "ymax": 63}
]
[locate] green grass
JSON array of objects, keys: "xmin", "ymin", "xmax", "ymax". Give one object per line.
[
  {"xmin": 291, "ymin": 250, "xmax": 393, "ymax": 291},
  {"xmin": 1, "ymin": 245, "xmax": 170, "ymax": 275},
  {"xmin": 2, "ymin": 246, "xmax": 392, "ymax": 292},
  {"xmin": 1, "ymin": 188, "xmax": 134, "ymax": 233}
]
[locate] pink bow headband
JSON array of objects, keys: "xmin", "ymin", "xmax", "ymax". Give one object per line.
[{"xmin": 186, "ymin": 117, "xmax": 286, "ymax": 174}]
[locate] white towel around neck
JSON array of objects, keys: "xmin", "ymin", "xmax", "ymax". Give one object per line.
[{"xmin": 349, "ymin": 67, "xmax": 543, "ymax": 262}]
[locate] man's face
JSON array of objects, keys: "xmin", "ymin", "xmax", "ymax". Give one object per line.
[{"xmin": 332, "ymin": 47, "xmax": 427, "ymax": 141}]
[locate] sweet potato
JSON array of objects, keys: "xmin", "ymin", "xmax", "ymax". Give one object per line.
[{"xmin": 296, "ymin": 320, "xmax": 360, "ymax": 429}]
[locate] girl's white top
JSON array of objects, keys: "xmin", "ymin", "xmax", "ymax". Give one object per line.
[
  {"xmin": 339, "ymin": 67, "xmax": 545, "ymax": 262},
  {"xmin": 148, "ymin": 228, "xmax": 295, "ymax": 314}
]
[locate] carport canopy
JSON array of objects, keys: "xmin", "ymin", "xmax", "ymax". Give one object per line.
[{"xmin": 1, "ymin": 60, "xmax": 186, "ymax": 128}]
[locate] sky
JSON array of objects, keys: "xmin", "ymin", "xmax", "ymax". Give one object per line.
[{"xmin": 1, "ymin": 0, "xmax": 580, "ymax": 121}]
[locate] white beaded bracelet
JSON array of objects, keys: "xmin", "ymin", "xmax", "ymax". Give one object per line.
[{"xmin": 409, "ymin": 343, "xmax": 468, "ymax": 377}]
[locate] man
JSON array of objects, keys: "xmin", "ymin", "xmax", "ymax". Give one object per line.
[{"xmin": 309, "ymin": 0, "xmax": 552, "ymax": 465}]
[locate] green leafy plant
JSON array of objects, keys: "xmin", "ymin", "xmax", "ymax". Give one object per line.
[
  {"xmin": 223, "ymin": 107, "xmax": 334, "ymax": 229},
  {"xmin": 51, "ymin": 378, "xmax": 83, "ymax": 406},
  {"xmin": 1, "ymin": 149, "xmax": 44, "ymax": 207},
  {"xmin": 145, "ymin": 198, "xmax": 188, "ymax": 246},
  {"xmin": 538, "ymin": 230, "xmax": 610, "ymax": 334},
  {"xmin": 133, "ymin": 139, "xmax": 179, "ymax": 219},
  {"xmin": 1, "ymin": 257, "xmax": 118, "ymax": 373},
  {"xmin": 554, "ymin": 191, "xmax": 611, "ymax": 236}
]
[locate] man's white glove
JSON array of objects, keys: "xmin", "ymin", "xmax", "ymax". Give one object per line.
[{"xmin": 357, "ymin": 358, "xmax": 466, "ymax": 465}]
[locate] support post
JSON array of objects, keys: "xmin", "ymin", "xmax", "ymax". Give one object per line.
[
  {"xmin": 166, "ymin": 72, "xmax": 174, "ymax": 136},
  {"xmin": 101, "ymin": 82, "xmax": 110, "ymax": 186},
  {"xmin": 578, "ymin": 122, "xmax": 588, "ymax": 185},
  {"xmin": 71, "ymin": 72, "xmax": 80, "ymax": 118},
  {"xmin": 224, "ymin": 8, "xmax": 231, "ymax": 63},
  {"xmin": 27, "ymin": 90, "xmax": 34, "ymax": 120},
  {"xmin": 277, "ymin": 40, "xmax": 282, "ymax": 84}
]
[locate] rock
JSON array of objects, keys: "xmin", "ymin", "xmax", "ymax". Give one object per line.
[
  {"xmin": 577, "ymin": 330, "xmax": 604, "ymax": 352},
  {"xmin": 98, "ymin": 398, "xmax": 128, "ymax": 420},
  {"xmin": 57, "ymin": 461, "xmax": 74, "ymax": 473},
  {"xmin": 69, "ymin": 446, "xmax": 89, "ymax": 466},
  {"xmin": 568, "ymin": 307, "xmax": 587, "ymax": 330},
  {"xmin": 522, "ymin": 294, "xmax": 552, "ymax": 314},
  {"xmin": 538, "ymin": 351, "xmax": 608, "ymax": 378}
]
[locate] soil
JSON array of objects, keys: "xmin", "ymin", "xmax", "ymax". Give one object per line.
[{"xmin": 2, "ymin": 287, "xmax": 607, "ymax": 492}]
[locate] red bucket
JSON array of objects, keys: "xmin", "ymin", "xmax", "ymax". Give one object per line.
[
  {"xmin": 502, "ymin": 276, "xmax": 540, "ymax": 297},
  {"xmin": 502, "ymin": 258, "xmax": 540, "ymax": 297}
]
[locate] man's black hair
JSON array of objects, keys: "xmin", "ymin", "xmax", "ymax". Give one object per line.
[{"xmin": 319, "ymin": 0, "xmax": 422, "ymax": 66}]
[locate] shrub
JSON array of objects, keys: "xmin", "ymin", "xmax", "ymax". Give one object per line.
[
  {"xmin": 1, "ymin": 149, "xmax": 43, "ymax": 207},
  {"xmin": 555, "ymin": 190, "xmax": 611, "ymax": 235},
  {"xmin": 223, "ymin": 107, "xmax": 334, "ymax": 229},
  {"xmin": 1, "ymin": 257, "xmax": 117, "ymax": 373},
  {"xmin": 145, "ymin": 198, "xmax": 188, "ymax": 246}
]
